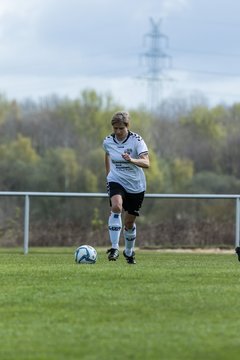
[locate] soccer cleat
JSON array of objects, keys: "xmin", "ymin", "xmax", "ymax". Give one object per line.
[
  {"xmin": 106, "ymin": 248, "xmax": 119, "ymax": 261},
  {"xmin": 123, "ymin": 250, "xmax": 136, "ymax": 264}
]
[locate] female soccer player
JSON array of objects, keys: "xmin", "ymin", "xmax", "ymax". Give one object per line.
[{"xmin": 102, "ymin": 111, "xmax": 150, "ymax": 264}]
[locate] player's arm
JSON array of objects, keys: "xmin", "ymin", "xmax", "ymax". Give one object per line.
[
  {"xmin": 122, "ymin": 152, "xmax": 150, "ymax": 168},
  {"xmin": 105, "ymin": 153, "xmax": 110, "ymax": 175}
]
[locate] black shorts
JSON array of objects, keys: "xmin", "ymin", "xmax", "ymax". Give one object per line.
[{"xmin": 107, "ymin": 182, "xmax": 145, "ymax": 216}]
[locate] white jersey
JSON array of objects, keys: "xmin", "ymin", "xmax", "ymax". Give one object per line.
[{"xmin": 103, "ymin": 131, "xmax": 148, "ymax": 193}]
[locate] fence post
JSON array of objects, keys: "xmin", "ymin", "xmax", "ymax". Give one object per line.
[
  {"xmin": 235, "ymin": 197, "xmax": 240, "ymax": 249},
  {"xmin": 24, "ymin": 195, "xmax": 30, "ymax": 255}
]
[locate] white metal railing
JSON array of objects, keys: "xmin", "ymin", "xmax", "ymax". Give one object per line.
[{"xmin": 0, "ymin": 191, "xmax": 240, "ymax": 254}]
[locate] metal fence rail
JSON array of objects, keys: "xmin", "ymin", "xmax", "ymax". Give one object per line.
[{"xmin": 0, "ymin": 191, "xmax": 240, "ymax": 255}]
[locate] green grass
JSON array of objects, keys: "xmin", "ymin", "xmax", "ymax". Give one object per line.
[{"xmin": 0, "ymin": 247, "xmax": 240, "ymax": 360}]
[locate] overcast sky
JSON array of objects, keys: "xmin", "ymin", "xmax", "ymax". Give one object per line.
[{"xmin": 0, "ymin": 0, "xmax": 239, "ymax": 109}]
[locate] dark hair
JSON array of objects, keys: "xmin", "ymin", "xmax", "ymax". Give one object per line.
[{"xmin": 111, "ymin": 111, "xmax": 130, "ymax": 126}]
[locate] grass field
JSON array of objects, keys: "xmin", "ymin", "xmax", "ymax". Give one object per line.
[{"xmin": 0, "ymin": 247, "xmax": 240, "ymax": 360}]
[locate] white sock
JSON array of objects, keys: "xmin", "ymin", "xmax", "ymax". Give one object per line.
[
  {"xmin": 124, "ymin": 224, "xmax": 136, "ymax": 256},
  {"xmin": 108, "ymin": 212, "xmax": 122, "ymax": 249}
]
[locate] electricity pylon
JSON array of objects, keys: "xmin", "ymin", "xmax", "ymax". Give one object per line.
[{"xmin": 141, "ymin": 18, "xmax": 171, "ymax": 112}]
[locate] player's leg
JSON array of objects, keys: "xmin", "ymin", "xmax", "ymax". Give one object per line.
[
  {"xmin": 107, "ymin": 193, "xmax": 123, "ymax": 261},
  {"xmin": 123, "ymin": 212, "xmax": 137, "ymax": 258},
  {"xmin": 122, "ymin": 191, "xmax": 145, "ymax": 264},
  {"xmin": 109, "ymin": 194, "xmax": 123, "ymax": 248}
]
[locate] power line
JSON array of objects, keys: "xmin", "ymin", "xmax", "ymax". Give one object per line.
[
  {"xmin": 165, "ymin": 15, "xmax": 240, "ymax": 28},
  {"xmin": 170, "ymin": 47, "xmax": 240, "ymax": 58},
  {"xmin": 171, "ymin": 67, "xmax": 240, "ymax": 78}
]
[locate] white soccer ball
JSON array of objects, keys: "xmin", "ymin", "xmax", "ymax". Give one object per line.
[{"xmin": 74, "ymin": 245, "xmax": 97, "ymax": 264}]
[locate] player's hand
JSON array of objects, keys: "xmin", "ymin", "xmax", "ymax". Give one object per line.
[{"xmin": 122, "ymin": 152, "xmax": 131, "ymax": 162}]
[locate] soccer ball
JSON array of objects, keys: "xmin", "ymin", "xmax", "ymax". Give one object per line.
[{"xmin": 74, "ymin": 245, "xmax": 97, "ymax": 264}]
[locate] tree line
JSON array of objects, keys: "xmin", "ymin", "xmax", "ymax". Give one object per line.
[{"xmin": 0, "ymin": 91, "xmax": 239, "ymax": 248}]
